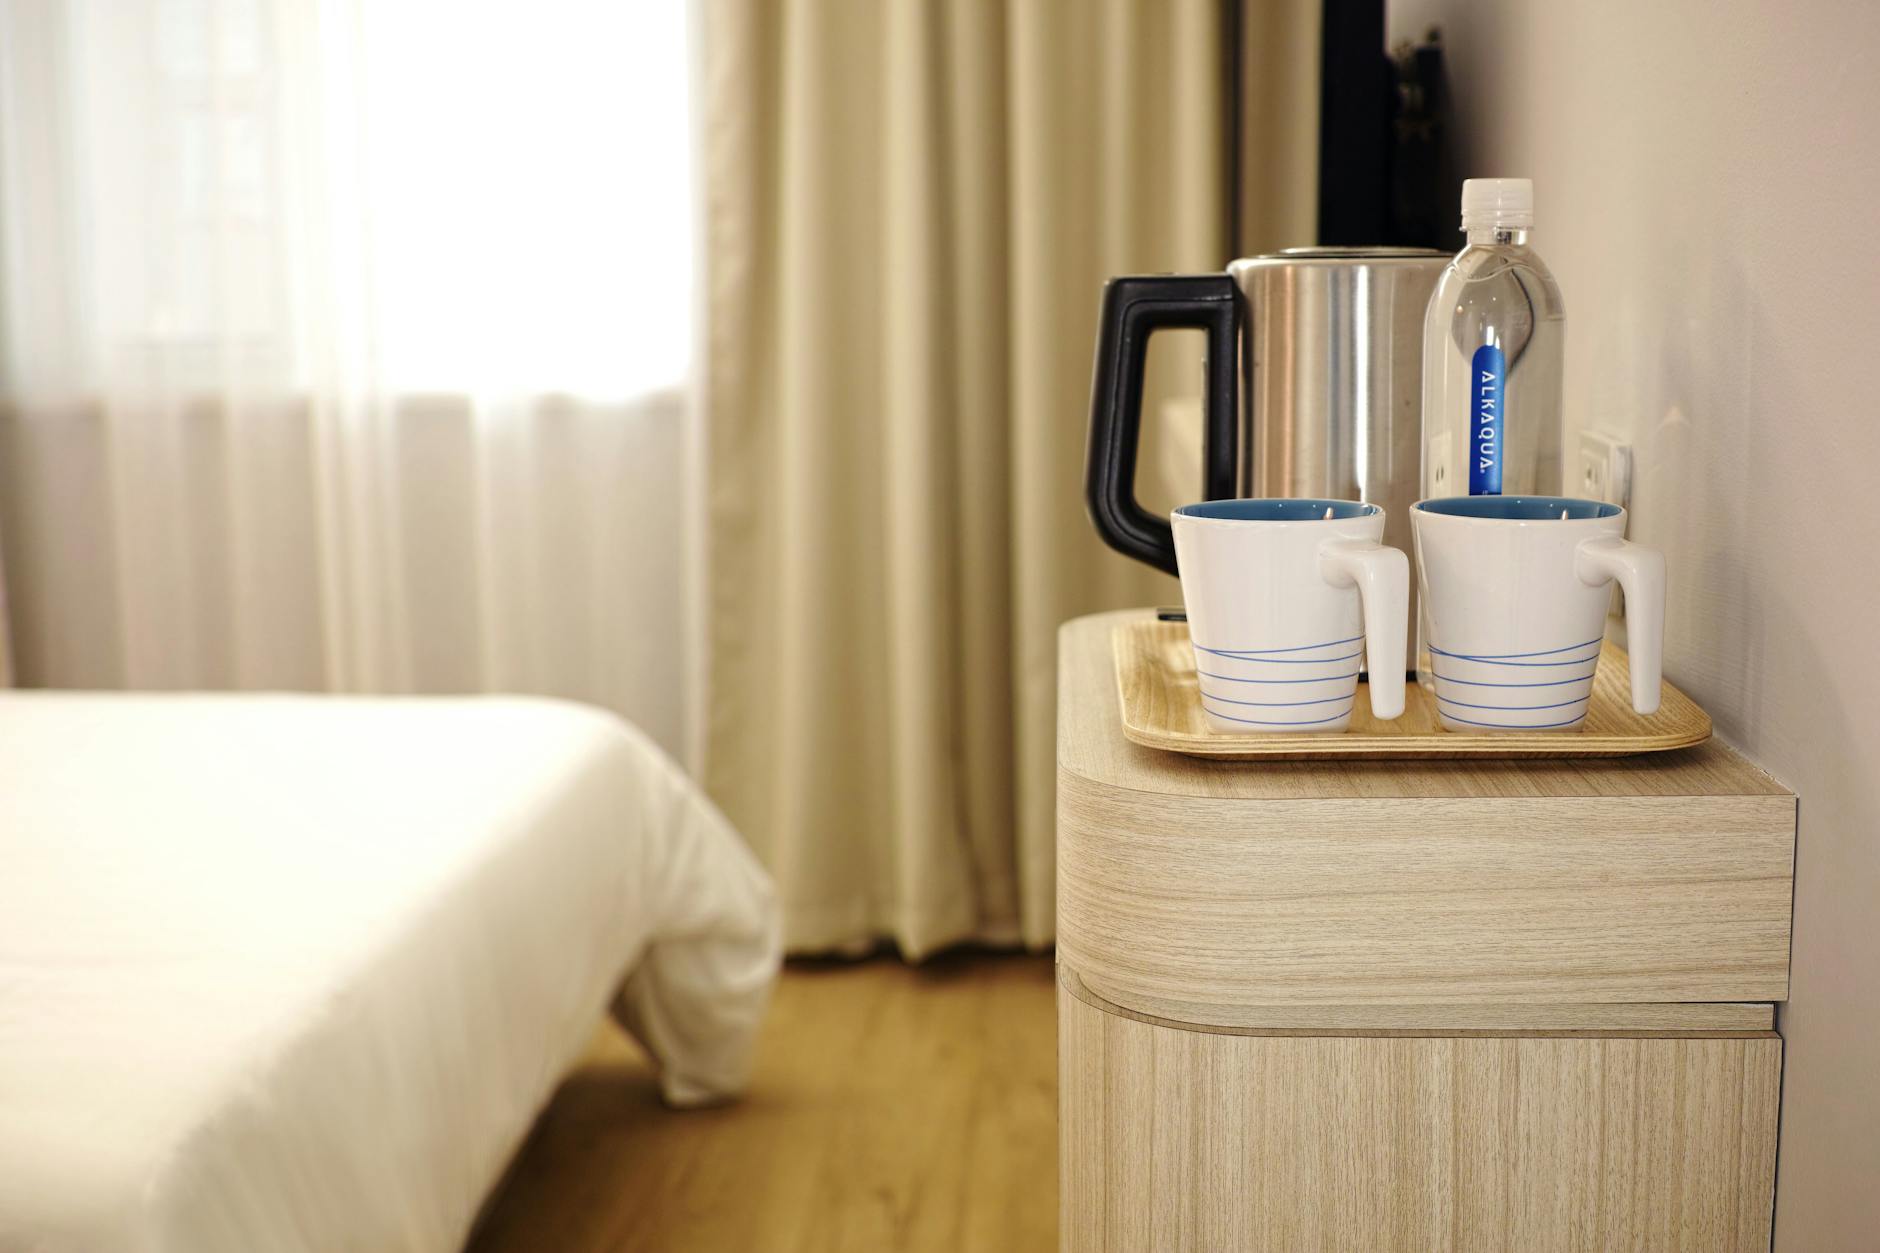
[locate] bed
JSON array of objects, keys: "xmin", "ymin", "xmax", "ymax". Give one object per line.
[{"xmin": 0, "ymin": 691, "xmax": 779, "ymax": 1253}]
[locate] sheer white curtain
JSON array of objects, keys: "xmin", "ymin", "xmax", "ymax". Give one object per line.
[{"xmin": 0, "ymin": 0, "xmax": 697, "ymax": 755}]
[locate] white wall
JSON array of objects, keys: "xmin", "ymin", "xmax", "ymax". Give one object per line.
[{"xmin": 1384, "ymin": 1, "xmax": 1880, "ymax": 1245}]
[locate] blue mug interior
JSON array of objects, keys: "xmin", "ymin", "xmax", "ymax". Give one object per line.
[
  {"xmin": 1174, "ymin": 499, "xmax": 1376, "ymax": 522},
  {"xmin": 1415, "ymin": 495, "xmax": 1619, "ymax": 521}
]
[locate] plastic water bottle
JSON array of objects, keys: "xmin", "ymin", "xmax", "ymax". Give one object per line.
[
  {"xmin": 1419, "ymin": 178, "xmax": 1565, "ymax": 502},
  {"xmin": 1416, "ymin": 178, "xmax": 1565, "ymax": 691}
]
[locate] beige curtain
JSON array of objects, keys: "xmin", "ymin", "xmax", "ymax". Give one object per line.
[
  {"xmin": 700, "ymin": 0, "xmax": 1317, "ymax": 956},
  {"xmin": 0, "ymin": 548, "xmax": 11, "ymax": 687}
]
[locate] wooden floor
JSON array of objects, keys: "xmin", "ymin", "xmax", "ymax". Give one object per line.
[{"xmin": 469, "ymin": 952, "xmax": 1058, "ymax": 1253}]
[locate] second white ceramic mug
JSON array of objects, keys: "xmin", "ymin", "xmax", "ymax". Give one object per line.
[
  {"xmin": 1411, "ymin": 495, "xmax": 1665, "ymax": 733},
  {"xmin": 1172, "ymin": 499, "xmax": 1408, "ymax": 734}
]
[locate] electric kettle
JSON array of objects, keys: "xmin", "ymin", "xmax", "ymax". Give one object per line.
[{"xmin": 1085, "ymin": 247, "xmax": 1447, "ymax": 666}]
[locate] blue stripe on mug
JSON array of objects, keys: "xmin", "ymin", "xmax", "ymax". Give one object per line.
[
  {"xmin": 1198, "ymin": 668, "xmax": 1362, "ymax": 685},
  {"xmin": 1429, "ymin": 640, "xmax": 1600, "ymax": 730},
  {"xmin": 1439, "ymin": 709, "xmax": 1588, "ymax": 729},
  {"xmin": 1196, "ymin": 648, "xmax": 1364, "ymax": 665},
  {"xmin": 1427, "ymin": 636, "xmax": 1602, "ymax": 661},
  {"xmin": 1192, "ymin": 633, "xmax": 1363, "ymax": 658},
  {"xmin": 1427, "ymin": 668, "xmax": 1595, "ymax": 689},
  {"xmin": 1198, "ymin": 689, "xmax": 1357, "ymax": 708},
  {"xmin": 1428, "ymin": 644, "xmax": 1600, "ymax": 667},
  {"xmin": 1436, "ymin": 694, "xmax": 1591, "ymax": 712},
  {"xmin": 1200, "ymin": 697, "xmax": 1355, "ymax": 727}
]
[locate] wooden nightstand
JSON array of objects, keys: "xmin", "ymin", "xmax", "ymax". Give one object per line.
[{"xmin": 1056, "ymin": 610, "xmax": 1796, "ymax": 1251}]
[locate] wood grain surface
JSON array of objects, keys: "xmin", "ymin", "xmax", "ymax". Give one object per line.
[
  {"xmin": 470, "ymin": 954, "xmax": 1057, "ymax": 1253},
  {"xmin": 1075, "ymin": 974, "xmax": 1775, "ymax": 1033},
  {"xmin": 1060, "ymin": 966, "xmax": 1769, "ymax": 1041},
  {"xmin": 1057, "ymin": 610, "xmax": 1798, "ymax": 1015},
  {"xmin": 1113, "ymin": 616, "xmax": 1713, "ymax": 759},
  {"xmin": 1062, "ymin": 610, "xmax": 1789, "ymax": 801},
  {"xmin": 1059, "ymin": 975, "xmax": 1781, "ymax": 1252},
  {"xmin": 1058, "ymin": 771, "xmax": 1795, "ymax": 1009}
]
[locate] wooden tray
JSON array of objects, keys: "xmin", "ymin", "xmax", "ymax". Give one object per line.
[{"xmin": 1114, "ymin": 618, "xmax": 1712, "ymax": 760}]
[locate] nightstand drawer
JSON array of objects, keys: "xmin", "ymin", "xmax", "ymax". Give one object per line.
[{"xmin": 1059, "ymin": 971, "xmax": 1780, "ymax": 1252}]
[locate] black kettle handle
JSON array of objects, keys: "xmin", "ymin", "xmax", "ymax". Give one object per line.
[{"xmin": 1084, "ymin": 274, "xmax": 1240, "ymax": 576}]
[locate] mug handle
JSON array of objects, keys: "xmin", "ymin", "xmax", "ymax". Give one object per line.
[
  {"xmin": 1575, "ymin": 536, "xmax": 1666, "ymax": 715},
  {"xmin": 1320, "ymin": 541, "xmax": 1409, "ymax": 720}
]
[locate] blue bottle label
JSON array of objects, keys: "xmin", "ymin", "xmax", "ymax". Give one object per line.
[{"xmin": 1468, "ymin": 343, "xmax": 1505, "ymax": 495}]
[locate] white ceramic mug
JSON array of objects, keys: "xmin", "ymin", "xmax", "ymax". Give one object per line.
[
  {"xmin": 1171, "ymin": 500, "xmax": 1408, "ymax": 734},
  {"xmin": 1411, "ymin": 495, "xmax": 1665, "ymax": 733}
]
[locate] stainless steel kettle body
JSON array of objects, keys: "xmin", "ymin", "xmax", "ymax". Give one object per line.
[{"xmin": 1086, "ymin": 247, "xmax": 1445, "ymax": 672}]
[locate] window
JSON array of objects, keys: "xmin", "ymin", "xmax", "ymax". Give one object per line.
[{"xmin": 0, "ymin": 0, "xmax": 694, "ymax": 400}]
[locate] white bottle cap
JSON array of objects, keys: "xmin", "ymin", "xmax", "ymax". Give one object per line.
[{"xmin": 1460, "ymin": 177, "xmax": 1534, "ymax": 230}]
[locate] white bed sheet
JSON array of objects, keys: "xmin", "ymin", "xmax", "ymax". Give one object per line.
[{"xmin": 0, "ymin": 692, "xmax": 779, "ymax": 1253}]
